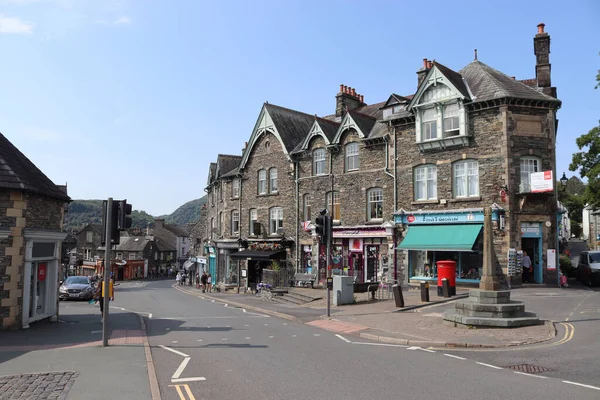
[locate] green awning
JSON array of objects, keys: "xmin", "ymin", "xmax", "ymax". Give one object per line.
[{"xmin": 397, "ymin": 224, "xmax": 483, "ymax": 252}]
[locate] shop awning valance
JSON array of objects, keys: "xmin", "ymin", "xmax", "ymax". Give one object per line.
[
  {"xmin": 183, "ymin": 259, "xmax": 196, "ymax": 271},
  {"xmin": 230, "ymin": 250, "xmax": 286, "ymax": 261},
  {"xmin": 397, "ymin": 224, "xmax": 483, "ymax": 252}
]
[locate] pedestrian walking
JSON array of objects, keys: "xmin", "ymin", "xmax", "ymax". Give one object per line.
[
  {"xmin": 176, "ymin": 271, "xmax": 182, "ymax": 285},
  {"xmin": 207, "ymin": 274, "xmax": 212, "ymax": 293},
  {"xmin": 522, "ymin": 250, "xmax": 532, "ymax": 283},
  {"xmin": 95, "ymin": 279, "xmax": 114, "ymax": 322},
  {"xmin": 201, "ymin": 271, "xmax": 208, "ymax": 293}
]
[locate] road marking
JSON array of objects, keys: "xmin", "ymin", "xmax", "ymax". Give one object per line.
[
  {"xmin": 224, "ymin": 304, "xmax": 228, "ymax": 307},
  {"xmin": 172, "ymin": 341, "xmax": 178, "ymax": 344},
  {"xmin": 283, "ymin": 323, "xmax": 287, "ymax": 325},
  {"xmin": 352, "ymin": 342, "xmax": 408, "ymax": 348},
  {"xmin": 245, "ymin": 337, "xmax": 251, "ymax": 339},
  {"xmin": 514, "ymin": 371, "xmax": 547, "ymax": 379},
  {"xmin": 173, "ymin": 357, "xmax": 191, "ymax": 379},
  {"xmin": 264, "ymin": 324, "xmax": 269, "ymax": 326},
  {"xmin": 159, "ymin": 345, "xmax": 189, "ymax": 358},
  {"xmin": 269, "ymin": 336, "xmax": 274, "ymax": 339},
  {"xmin": 563, "ymin": 381, "xmax": 600, "ymax": 390},
  {"xmin": 335, "ymin": 334, "xmax": 351, "ymax": 343},
  {"xmin": 183, "ymin": 384, "xmax": 197, "ymax": 400},
  {"xmin": 476, "ymin": 362, "xmax": 502, "ymax": 370},
  {"xmin": 292, "ymin": 335, "xmax": 297, "ymax": 337},
  {"xmin": 242, "ymin": 309, "xmax": 246, "ymax": 313},
  {"xmin": 552, "ymin": 323, "xmax": 574, "ymax": 346},
  {"xmin": 407, "ymin": 346, "xmax": 420, "ymax": 350},
  {"xmin": 197, "ymin": 339, "xmax": 202, "ymax": 342},
  {"xmin": 245, "ymin": 325, "xmax": 250, "ymax": 327},
  {"xmin": 90, "ymin": 330, "xmax": 101, "ymax": 334},
  {"xmin": 211, "ymin": 300, "xmax": 215, "ymax": 303},
  {"xmin": 172, "ymin": 377, "xmax": 206, "ymax": 383},
  {"xmin": 149, "ymin": 313, "xmax": 152, "ymax": 319},
  {"xmin": 221, "ymin": 338, "xmax": 228, "ymax": 341},
  {"xmin": 444, "ymin": 354, "xmax": 466, "ymax": 360},
  {"xmin": 313, "ymin": 334, "xmax": 320, "ymax": 337}
]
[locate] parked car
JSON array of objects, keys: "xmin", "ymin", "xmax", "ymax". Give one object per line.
[
  {"xmin": 59, "ymin": 276, "xmax": 95, "ymax": 301},
  {"xmin": 576, "ymin": 251, "xmax": 600, "ymax": 287}
]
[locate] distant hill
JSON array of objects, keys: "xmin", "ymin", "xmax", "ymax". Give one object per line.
[{"xmin": 64, "ymin": 196, "xmax": 207, "ymax": 232}]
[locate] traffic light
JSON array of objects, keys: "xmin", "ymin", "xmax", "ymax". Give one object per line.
[
  {"xmin": 118, "ymin": 200, "xmax": 133, "ymax": 230},
  {"xmin": 315, "ymin": 210, "xmax": 328, "ymax": 245},
  {"xmin": 101, "ymin": 200, "xmax": 120, "ymax": 246}
]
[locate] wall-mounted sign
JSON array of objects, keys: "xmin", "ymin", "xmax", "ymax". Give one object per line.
[
  {"xmin": 530, "ymin": 170, "xmax": 553, "ymax": 193},
  {"xmin": 349, "ymin": 239, "xmax": 363, "ymax": 252},
  {"xmin": 38, "ymin": 263, "xmax": 47, "ymax": 282},
  {"xmin": 398, "ymin": 211, "xmax": 484, "ymax": 225}
]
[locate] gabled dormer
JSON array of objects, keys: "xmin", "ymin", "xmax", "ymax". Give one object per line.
[
  {"xmin": 381, "ymin": 94, "xmax": 411, "ymax": 119},
  {"xmin": 408, "ymin": 61, "xmax": 472, "ymax": 152},
  {"xmin": 332, "ymin": 110, "xmax": 376, "ymax": 144}
]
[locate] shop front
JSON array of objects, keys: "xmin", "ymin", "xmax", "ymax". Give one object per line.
[{"xmin": 395, "ymin": 208, "xmax": 502, "ymax": 285}]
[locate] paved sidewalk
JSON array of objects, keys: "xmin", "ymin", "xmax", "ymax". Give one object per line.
[
  {"xmin": 0, "ymin": 302, "xmax": 153, "ymax": 400},
  {"xmin": 174, "ymin": 283, "xmax": 559, "ymax": 348}
]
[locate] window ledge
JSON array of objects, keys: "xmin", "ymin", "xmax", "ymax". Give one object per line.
[
  {"xmin": 365, "ymin": 219, "xmax": 383, "ymax": 225},
  {"xmin": 417, "ymin": 135, "xmax": 471, "ymax": 152},
  {"xmin": 448, "ymin": 196, "xmax": 482, "ymax": 203},
  {"xmin": 411, "ymin": 200, "xmax": 439, "ymax": 206}
]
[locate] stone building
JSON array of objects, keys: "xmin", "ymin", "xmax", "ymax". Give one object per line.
[
  {"xmin": 0, "ymin": 133, "xmax": 70, "ymax": 330},
  {"xmin": 75, "ymin": 224, "xmax": 104, "ymax": 275},
  {"xmin": 202, "ymin": 23, "xmax": 561, "ymax": 287},
  {"xmin": 152, "ymin": 219, "xmax": 191, "ymax": 269}
]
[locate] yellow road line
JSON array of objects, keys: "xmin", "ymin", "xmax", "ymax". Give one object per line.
[
  {"xmin": 551, "ymin": 323, "xmax": 574, "ymax": 346},
  {"xmin": 170, "ymin": 384, "xmax": 186, "ymax": 400},
  {"xmin": 169, "ymin": 384, "xmax": 196, "ymax": 400},
  {"xmin": 184, "ymin": 384, "xmax": 197, "ymax": 400}
]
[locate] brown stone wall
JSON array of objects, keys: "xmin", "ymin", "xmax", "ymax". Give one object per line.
[{"xmin": 23, "ymin": 193, "xmax": 64, "ymax": 229}]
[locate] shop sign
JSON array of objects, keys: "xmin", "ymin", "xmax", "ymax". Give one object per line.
[
  {"xmin": 349, "ymin": 239, "xmax": 363, "ymax": 252},
  {"xmin": 333, "ymin": 229, "xmax": 387, "ymax": 237},
  {"xmin": 530, "ymin": 171, "xmax": 553, "ymax": 193},
  {"xmin": 38, "ymin": 263, "xmax": 47, "ymax": 282},
  {"xmin": 398, "ymin": 211, "xmax": 484, "ymax": 225}
]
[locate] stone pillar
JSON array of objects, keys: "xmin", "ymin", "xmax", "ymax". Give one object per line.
[{"xmin": 479, "ymin": 207, "xmax": 501, "ymax": 291}]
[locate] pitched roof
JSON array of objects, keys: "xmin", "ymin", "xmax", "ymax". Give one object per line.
[
  {"xmin": 264, "ymin": 103, "xmax": 315, "ymax": 154},
  {"xmin": 163, "ymin": 223, "xmax": 189, "ymax": 237},
  {"xmin": 155, "ymin": 238, "xmax": 176, "ymax": 252},
  {"xmin": 216, "ymin": 154, "xmax": 241, "ymax": 178},
  {"xmin": 207, "ymin": 163, "xmax": 217, "ymax": 185},
  {"xmin": 348, "ymin": 110, "xmax": 377, "ymax": 137},
  {"xmin": 433, "ymin": 61, "xmax": 471, "ymax": 99},
  {"xmin": 90, "ymin": 224, "xmax": 103, "ymax": 234},
  {"xmin": 112, "ymin": 236, "xmax": 151, "ymax": 252},
  {"xmin": 316, "ymin": 117, "xmax": 340, "ymax": 142},
  {"xmin": 0, "ymin": 133, "xmax": 71, "ymax": 201},
  {"xmin": 356, "ymin": 101, "xmax": 385, "ymax": 118},
  {"xmin": 459, "ymin": 60, "xmax": 559, "ymax": 103},
  {"xmin": 367, "ymin": 122, "xmax": 389, "ymax": 139}
]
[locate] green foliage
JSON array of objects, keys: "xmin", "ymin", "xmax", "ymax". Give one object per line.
[
  {"xmin": 563, "ymin": 193, "xmax": 585, "ymax": 224},
  {"xmin": 162, "ymin": 196, "xmax": 207, "ymax": 225},
  {"xmin": 571, "ymin": 221, "xmax": 582, "ymax": 238},
  {"xmin": 270, "ymin": 260, "xmax": 281, "ymax": 271},
  {"xmin": 559, "ymin": 254, "xmax": 575, "ymax": 278}
]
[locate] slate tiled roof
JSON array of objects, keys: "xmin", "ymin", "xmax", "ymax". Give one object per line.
[
  {"xmin": 207, "ymin": 163, "xmax": 217, "ymax": 185},
  {"xmin": 316, "ymin": 117, "xmax": 340, "ymax": 142},
  {"xmin": 367, "ymin": 122, "xmax": 390, "ymax": 139},
  {"xmin": 348, "ymin": 110, "xmax": 377, "ymax": 137},
  {"xmin": 221, "ymin": 167, "xmax": 239, "ymax": 178},
  {"xmin": 0, "ymin": 133, "xmax": 70, "ymax": 201},
  {"xmin": 460, "ymin": 61, "xmax": 559, "ymax": 103},
  {"xmin": 216, "ymin": 154, "xmax": 241, "ymax": 178},
  {"xmin": 264, "ymin": 103, "xmax": 316, "ymax": 154},
  {"xmin": 356, "ymin": 101, "xmax": 385, "ymax": 118},
  {"xmin": 433, "ymin": 61, "xmax": 471, "ymax": 99},
  {"xmin": 155, "ymin": 238, "xmax": 176, "ymax": 252},
  {"xmin": 90, "ymin": 224, "xmax": 103, "ymax": 234},
  {"xmin": 163, "ymin": 223, "xmax": 189, "ymax": 237},
  {"xmin": 112, "ymin": 236, "xmax": 151, "ymax": 252}
]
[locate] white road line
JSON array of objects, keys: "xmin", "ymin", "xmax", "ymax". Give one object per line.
[
  {"xmin": 513, "ymin": 371, "xmax": 547, "ymax": 379},
  {"xmin": 197, "ymin": 339, "xmax": 202, "ymax": 342},
  {"xmin": 245, "ymin": 337, "xmax": 251, "ymax": 340},
  {"xmin": 313, "ymin": 334, "xmax": 320, "ymax": 337},
  {"xmin": 563, "ymin": 381, "xmax": 600, "ymax": 390},
  {"xmin": 224, "ymin": 304, "xmax": 228, "ymax": 307},
  {"xmin": 407, "ymin": 346, "xmax": 420, "ymax": 350},
  {"xmin": 172, "ymin": 357, "xmax": 191, "ymax": 379},
  {"xmin": 148, "ymin": 313, "xmax": 152, "ymax": 319},
  {"xmin": 211, "ymin": 300, "xmax": 215, "ymax": 303},
  {"xmin": 172, "ymin": 341, "xmax": 178, "ymax": 344},
  {"xmin": 242, "ymin": 309, "xmax": 246, "ymax": 313},
  {"xmin": 443, "ymin": 354, "xmax": 466, "ymax": 360},
  {"xmin": 352, "ymin": 342, "xmax": 408, "ymax": 348},
  {"xmin": 269, "ymin": 336, "xmax": 274, "ymax": 339},
  {"xmin": 292, "ymin": 335, "xmax": 297, "ymax": 337},
  {"xmin": 476, "ymin": 362, "xmax": 502, "ymax": 370},
  {"xmin": 335, "ymin": 334, "xmax": 351, "ymax": 343},
  {"xmin": 159, "ymin": 345, "xmax": 190, "ymax": 358},
  {"xmin": 90, "ymin": 330, "xmax": 101, "ymax": 334},
  {"xmin": 172, "ymin": 377, "xmax": 206, "ymax": 383},
  {"xmin": 283, "ymin": 323, "xmax": 287, "ymax": 325},
  {"xmin": 166, "ymin": 328, "xmax": 171, "ymax": 331},
  {"xmin": 420, "ymin": 348, "xmax": 436, "ymax": 353}
]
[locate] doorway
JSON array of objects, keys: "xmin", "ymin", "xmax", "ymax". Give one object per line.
[{"xmin": 522, "ymin": 237, "xmax": 542, "ymax": 284}]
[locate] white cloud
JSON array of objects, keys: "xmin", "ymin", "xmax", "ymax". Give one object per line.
[
  {"xmin": 0, "ymin": 14, "xmax": 33, "ymax": 34},
  {"xmin": 114, "ymin": 16, "xmax": 130, "ymax": 25}
]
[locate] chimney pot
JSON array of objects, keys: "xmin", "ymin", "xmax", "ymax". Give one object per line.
[
  {"xmin": 427, "ymin": 60, "xmax": 433, "ymax": 69},
  {"xmin": 351, "ymin": 88, "xmax": 357, "ymax": 96},
  {"xmin": 339, "ymin": 84, "xmax": 344, "ymax": 93},
  {"xmin": 360, "ymin": 95, "xmax": 364, "ymax": 103},
  {"xmin": 344, "ymin": 85, "xmax": 348, "ymax": 94},
  {"xmin": 537, "ymin": 23, "xmax": 545, "ymax": 34},
  {"xmin": 474, "ymin": 49, "xmax": 478, "ymax": 61},
  {"xmin": 423, "ymin": 58, "xmax": 428, "ymax": 69}
]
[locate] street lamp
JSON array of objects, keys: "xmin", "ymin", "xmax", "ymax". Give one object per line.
[{"xmin": 560, "ymin": 172, "xmax": 568, "ymax": 187}]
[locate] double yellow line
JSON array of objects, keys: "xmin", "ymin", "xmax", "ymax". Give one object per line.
[
  {"xmin": 552, "ymin": 322, "xmax": 574, "ymax": 346},
  {"xmin": 169, "ymin": 384, "xmax": 196, "ymax": 400}
]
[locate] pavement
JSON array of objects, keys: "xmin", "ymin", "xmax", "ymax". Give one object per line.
[
  {"xmin": 173, "ymin": 282, "xmax": 562, "ymax": 349},
  {"xmin": 0, "ymin": 297, "xmax": 154, "ymax": 400}
]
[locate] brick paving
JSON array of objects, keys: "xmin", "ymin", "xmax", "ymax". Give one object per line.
[
  {"xmin": 306, "ymin": 319, "xmax": 368, "ymax": 334},
  {"xmin": 0, "ymin": 371, "xmax": 79, "ymax": 400}
]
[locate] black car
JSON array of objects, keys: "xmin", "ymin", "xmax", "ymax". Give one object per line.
[{"xmin": 59, "ymin": 276, "xmax": 95, "ymax": 301}]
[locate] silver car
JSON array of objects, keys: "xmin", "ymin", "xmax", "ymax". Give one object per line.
[{"xmin": 59, "ymin": 276, "xmax": 95, "ymax": 301}]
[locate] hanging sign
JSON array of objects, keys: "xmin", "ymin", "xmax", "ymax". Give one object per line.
[
  {"xmin": 530, "ymin": 171, "xmax": 553, "ymax": 193},
  {"xmin": 38, "ymin": 263, "xmax": 47, "ymax": 282}
]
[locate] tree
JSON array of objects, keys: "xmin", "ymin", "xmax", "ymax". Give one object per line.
[{"xmin": 570, "ymin": 64, "xmax": 600, "ymax": 208}]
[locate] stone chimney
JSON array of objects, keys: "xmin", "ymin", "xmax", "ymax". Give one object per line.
[
  {"xmin": 417, "ymin": 58, "xmax": 430, "ymax": 89},
  {"xmin": 335, "ymin": 84, "xmax": 366, "ymax": 118},
  {"xmin": 534, "ymin": 23, "xmax": 556, "ymax": 97}
]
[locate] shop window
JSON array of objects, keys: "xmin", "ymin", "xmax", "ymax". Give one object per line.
[
  {"xmin": 414, "ymin": 165, "xmax": 437, "ymax": 200},
  {"xmin": 520, "ymin": 156, "xmax": 540, "ymax": 193},
  {"xmin": 326, "ymin": 191, "xmax": 340, "ymax": 221},
  {"xmin": 453, "ymin": 160, "xmax": 479, "ymax": 198},
  {"xmin": 345, "ymin": 142, "xmax": 359, "ymax": 171},
  {"xmin": 313, "ymin": 148, "xmax": 327, "ymax": 176},
  {"xmin": 367, "ymin": 188, "xmax": 383, "ymax": 220}
]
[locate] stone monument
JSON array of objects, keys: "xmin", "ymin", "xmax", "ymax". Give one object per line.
[{"xmin": 443, "ymin": 207, "xmax": 541, "ymax": 327}]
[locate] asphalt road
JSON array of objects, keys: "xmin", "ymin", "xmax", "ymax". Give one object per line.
[{"xmin": 115, "ymin": 280, "xmax": 599, "ymax": 400}]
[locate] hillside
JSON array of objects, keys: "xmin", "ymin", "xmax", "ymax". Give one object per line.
[{"xmin": 63, "ymin": 196, "xmax": 207, "ymax": 232}]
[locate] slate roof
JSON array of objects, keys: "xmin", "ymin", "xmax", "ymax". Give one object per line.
[
  {"xmin": 348, "ymin": 110, "xmax": 377, "ymax": 137},
  {"xmin": 221, "ymin": 167, "xmax": 239, "ymax": 178},
  {"xmin": 163, "ymin": 223, "xmax": 190, "ymax": 237},
  {"xmin": 433, "ymin": 61, "xmax": 471, "ymax": 99},
  {"xmin": 356, "ymin": 101, "xmax": 385, "ymax": 118},
  {"xmin": 216, "ymin": 154, "xmax": 241, "ymax": 178},
  {"xmin": 112, "ymin": 236, "xmax": 151, "ymax": 252},
  {"xmin": 90, "ymin": 224, "xmax": 103, "ymax": 234},
  {"xmin": 264, "ymin": 103, "xmax": 316, "ymax": 154},
  {"xmin": 367, "ymin": 122, "xmax": 390, "ymax": 139},
  {"xmin": 317, "ymin": 117, "xmax": 340, "ymax": 142},
  {"xmin": 207, "ymin": 163, "xmax": 217, "ymax": 185},
  {"xmin": 155, "ymin": 238, "xmax": 176, "ymax": 252},
  {"xmin": 0, "ymin": 133, "xmax": 70, "ymax": 201},
  {"xmin": 459, "ymin": 61, "xmax": 559, "ymax": 103}
]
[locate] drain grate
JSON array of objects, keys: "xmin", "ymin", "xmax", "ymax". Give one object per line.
[{"xmin": 504, "ymin": 364, "xmax": 553, "ymax": 374}]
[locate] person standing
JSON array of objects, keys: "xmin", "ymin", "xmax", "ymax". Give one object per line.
[
  {"xmin": 522, "ymin": 250, "xmax": 532, "ymax": 283},
  {"xmin": 201, "ymin": 271, "xmax": 208, "ymax": 293},
  {"xmin": 207, "ymin": 274, "xmax": 212, "ymax": 293},
  {"xmin": 176, "ymin": 271, "xmax": 182, "ymax": 285},
  {"xmin": 96, "ymin": 279, "xmax": 114, "ymax": 322}
]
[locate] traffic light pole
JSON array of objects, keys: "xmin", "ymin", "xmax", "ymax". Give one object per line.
[
  {"xmin": 326, "ymin": 216, "xmax": 332, "ymax": 317},
  {"xmin": 102, "ymin": 197, "xmax": 113, "ymax": 347}
]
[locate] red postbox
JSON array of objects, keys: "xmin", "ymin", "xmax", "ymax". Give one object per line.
[{"xmin": 436, "ymin": 260, "xmax": 456, "ymax": 296}]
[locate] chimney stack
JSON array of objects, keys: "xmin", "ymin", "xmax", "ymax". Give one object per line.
[
  {"xmin": 417, "ymin": 58, "xmax": 431, "ymax": 89},
  {"xmin": 335, "ymin": 84, "xmax": 365, "ymax": 119},
  {"xmin": 534, "ymin": 22, "xmax": 555, "ymax": 97}
]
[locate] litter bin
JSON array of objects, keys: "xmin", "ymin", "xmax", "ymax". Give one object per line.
[
  {"xmin": 436, "ymin": 260, "xmax": 456, "ymax": 296},
  {"xmin": 392, "ymin": 284, "xmax": 404, "ymax": 307}
]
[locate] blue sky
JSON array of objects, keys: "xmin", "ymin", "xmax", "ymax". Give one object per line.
[{"xmin": 1, "ymin": 0, "xmax": 598, "ymax": 216}]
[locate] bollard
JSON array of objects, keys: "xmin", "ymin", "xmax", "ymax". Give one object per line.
[
  {"xmin": 392, "ymin": 284, "xmax": 404, "ymax": 307},
  {"xmin": 420, "ymin": 281, "xmax": 430, "ymax": 302},
  {"xmin": 441, "ymin": 278, "xmax": 450, "ymax": 298}
]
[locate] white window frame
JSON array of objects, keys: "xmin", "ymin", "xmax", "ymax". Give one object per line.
[
  {"xmin": 303, "ymin": 194, "xmax": 311, "ymax": 221},
  {"xmin": 422, "ymin": 107, "xmax": 438, "ymax": 141},
  {"xmin": 231, "ymin": 210, "xmax": 239, "ymax": 235},
  {"xmin": 232, "ymin": 179, "xmax": 240, "ymax": 198},
  {"xmin": 249, "ymin": 208, "xmax": 258, "ymax": 236},
  {"xmin": 367, "ymin": 188, "xmax": 383, "ymax": 220},
  {"xmin": 269, "ymin": 207, "xmax": 283, "ymax": 235},
  {"xmin": 129, "ymin": 252, "xmax": 136, "ymax": 260},
  {"xmin": 520, "ymin": 157, "xmax": 541, "ymax": 193},
  {"xmin": 453, "ymin": 160, "xmax": 479, "ymax": 198},
  {"xmin": 84, "ymin": 248, "xmax": 92, "ymax": 260},
  {"xmin": 326, "ymin": 192, "xmax": 341, "ymax": 221},
  {"xmin": 415, "ymin": 83, "xmax": 467, "ymax": 144},
  {"xmin": 269, "ymin": 168, "xmax": 278, "ymax": 193},
  {"xmin": 313, "ymin": 148, "xmax": 326, "ymax": 176},
  {"xmin": 116, "ymin": 252, "xmax": 123, "ymax": 260},
  {"xmin": 345, "ymin": 142, "xmax": 360, "ymax": 171},
  {"xmin": 86, "ymin": 231, "xmax": 93, "ymax": 243},
  {"xmin": 414, "ymin": 165, "xmax": 437, "ymax": 201},
  {"xmin": 258, "ymin": 170, "xmax": 267, "ymax": 194}
]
